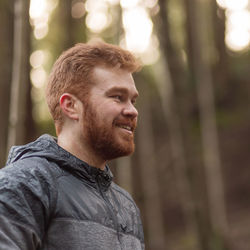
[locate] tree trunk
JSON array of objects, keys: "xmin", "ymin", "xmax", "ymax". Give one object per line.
[
  {"xmin": 58, "ymin": 0, "xmax": 75, "ymax": 49},
  {"xmin": 136, "ymin": 82, "xmax": 166, "ymax": 250},
  {"xmin": 0, "ymin": 0, "xmax": 14, "ymax": 166},
  {"xmin": 115, "ymin": 157, "xmax": 133, "ymax": 195},
  {"xmin": 185, "ymin": 0, "xmax": 228, "ymax": 244},
  {"xmin": 54, "ymin": 0, "xmax": 87, "ymax": 53},
  {"xmin": 7, "ymin": 0, "xmax": 31, "ymax": 152},
  {"xmin": 157, "ymin": 0, "xmax": 186, "ymax": 95},
  {"xmin": 154, "ymin": 0, "xmax": 200, "ymax": 247},
  {"xmin": 211, "ymin": 1, "xmax": 229, "ymax": 101}
]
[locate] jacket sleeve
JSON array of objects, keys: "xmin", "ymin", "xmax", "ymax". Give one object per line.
[
  {"xmin": 0, "ymin": 159, "xmax": 56, "ymax": 250},
  {"xmin": 0, "ymin": 215, "xmax": 40, "ymax": 249}
]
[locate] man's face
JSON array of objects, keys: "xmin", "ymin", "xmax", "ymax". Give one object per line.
[{"xmin": 81, "ymin": 66, "xmax": 139, "ymax": 161}]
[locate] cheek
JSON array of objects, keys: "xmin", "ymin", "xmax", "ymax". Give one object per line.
[
  {"xmin": 102, "ymin": 103, "xmax": 121, "ymax": 117},
  {"xmin": 94, "ymin": 101, "xmax": 122, "ymax": 124}
]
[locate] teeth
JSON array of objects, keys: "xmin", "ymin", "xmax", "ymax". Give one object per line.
[{"xmin": 118, "ymin": 125, "xmax": 132, "ymax": 131}]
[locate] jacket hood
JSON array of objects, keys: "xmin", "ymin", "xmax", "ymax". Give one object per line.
[{"xmin": 6, "ymin": 134, "xmax": 113, "ymax": 189}]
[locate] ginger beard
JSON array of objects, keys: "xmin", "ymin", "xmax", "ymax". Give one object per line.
[{"xmin": 83, "ymin": 102, "xmax": 137, "ymax": 161}]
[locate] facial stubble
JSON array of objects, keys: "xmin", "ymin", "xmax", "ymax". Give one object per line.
[{"xmin": 83, "ymin": 102, "xmax": 136, "ymax": 161}]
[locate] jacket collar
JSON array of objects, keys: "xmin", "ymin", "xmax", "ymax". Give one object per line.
[
  {"xmin": 7, "ymin": 134, "xmax": 113, "ymax": 191},
  {"xmin": 49, "ymin": 135, "xmax": 113, "ymax": 191}
]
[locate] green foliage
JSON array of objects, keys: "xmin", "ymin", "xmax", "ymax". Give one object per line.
[{"xmin": 36, "ymin": 118, "xmax": 56, "ymax": 137}]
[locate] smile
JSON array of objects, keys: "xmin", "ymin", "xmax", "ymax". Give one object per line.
[{"xmin": 117, "ymin": 124, "xmax": 133, "ymax": 133}]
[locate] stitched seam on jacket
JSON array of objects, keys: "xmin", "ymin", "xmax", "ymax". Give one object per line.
[{"xmin": 51, "ymin": 217, "xmax": 142, "ymax": 241}]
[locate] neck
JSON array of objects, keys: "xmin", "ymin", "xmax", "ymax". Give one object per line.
[{"xmin": 57, "ymin": 129, "xmax": 107, "ymax": 170}]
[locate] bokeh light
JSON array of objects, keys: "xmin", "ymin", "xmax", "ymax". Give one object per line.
[
  {"xmin": 216, "ymin": 0, "xmax": 248, "ymax": 10},
  {"xmin": 30, "ymin": 0, "xmax": 58, "ymax": 40},
  {"xmin": 85, "ymin": 0, "xmax": 108, "ymax": 12},
  {"xmin": 216, "ymin": 0, "xmax": 250, "ymax": 51},
  {"xmin": 105, "ymin": 0, "xmax": 120, "ymax": 5},
  {"xmin": 29, "ymin": 0, "xmax": 46, "ymax": 19},
  {"xmin": 33, "ymin": 23, "xmax": 48, "ymax": 40},
  {"xmin": 86, "ymin": 12, "xmax": 110, "ymax": 33},
  {"xmin": 120, "ymin": 0, "xmax": 140, "ymax": 9},
  {"xmin": 123, "ymin": 7, "xmax": 153, "ymax": 53},
  {"xmin": 30, "ymin": 50, "xmax": 45, "ymax": 68},
  {"xmin": 139, "ymin": 35, "xmax": 160, "ymax": 65},
  {"xmin": 226, "ymin": 10, "xmax": 250, "ymax": 30},
  {"xmin": 72, "ymin": 1, "xmax": 86, "ymax": 19},
  {"xmin": 85, "ymin": 0, "xmax": 111, "ymax": 33},
  {"xmin": 30, "ymin": 68, "xmax": 47, "ymax": 89},
  {"xmin": 226, "ymin": 29, "xmax": 250, "ymax": 51},
  {"xmin": 143, "ymin": 0, "xmax": 158, "ymax": 9}
]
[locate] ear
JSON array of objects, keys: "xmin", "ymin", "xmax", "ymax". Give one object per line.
[{"xmin": 59, "ymin": 93, "xmax": 81, "ymax": 121}]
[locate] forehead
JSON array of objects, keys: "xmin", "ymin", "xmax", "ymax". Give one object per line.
[{"xmin": 91, "ymin": 66, "xmax": 138, "ymax": 94}]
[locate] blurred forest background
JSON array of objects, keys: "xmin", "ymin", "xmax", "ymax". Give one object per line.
[{"xmin": 0, "ymin": 0, "xmax": 250, "ymax": 249}]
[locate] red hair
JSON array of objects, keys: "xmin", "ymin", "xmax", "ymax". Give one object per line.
[{"xmin": 46, "ymin": 41, "xmax": 141, "ymax": 134}]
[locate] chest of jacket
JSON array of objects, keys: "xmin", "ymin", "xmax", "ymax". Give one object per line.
[{"xmin": 41, "ymin": 173, "xmax": 144, "ymax": 250}]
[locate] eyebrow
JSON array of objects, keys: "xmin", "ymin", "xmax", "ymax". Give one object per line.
[{"xmin": 106, "ymin": 86, "xmax": 139, "ymax": 98}]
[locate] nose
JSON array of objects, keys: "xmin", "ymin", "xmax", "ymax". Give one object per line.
[{"xmin": 122, "ymin": 102, "xmax": 138, "ymax": 118}]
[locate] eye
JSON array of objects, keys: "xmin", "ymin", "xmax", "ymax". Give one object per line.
[
  {"xmin": 111, "ymin": 95, "xmax": 123, "ymax": 101},
  {"xmin": 131, "ymin": 99, "xmax": 137, "ymax": 106}
]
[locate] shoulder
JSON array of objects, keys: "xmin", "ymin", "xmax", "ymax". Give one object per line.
[
  {"xmin": 1, "ymin": 156, "xmax": 63, "ymax": 181},
  {"xmin": 0, "ymin": 156, "xmax": 63, "ymax": 209},
  {"xmin": 0, "ymin": 157, "xmax": 65, "ymax": 241}
]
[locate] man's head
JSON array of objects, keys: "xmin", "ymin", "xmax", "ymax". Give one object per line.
[
  {"xmin": 46, "ymin": 41, "xmax": 141, "ymax": 161},
  {"xmin": 46, "ymin": 41, "xmax": 140, "ymax": 135}
]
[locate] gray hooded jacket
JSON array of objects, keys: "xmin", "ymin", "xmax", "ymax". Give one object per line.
[{"xmin": 0, "ymin": 134, "xmax": 144, "ymax": 250}]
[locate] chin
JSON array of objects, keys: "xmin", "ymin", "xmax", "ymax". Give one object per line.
[
  {"xmin": 117, "ymin": 137, "xmax": 135, "ymax": 155},
  {"xmin": 103, "ymin": 141, "xmax": 135, "ymax": 161}
]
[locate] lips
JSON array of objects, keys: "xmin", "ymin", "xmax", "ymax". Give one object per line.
[
  {"xmin": 117, "ymin": 124, "xmax": 132, "ymax": 131},
  {"xmin": 114, "ymin": 119, "xmax": 136, "ymax": 133}
]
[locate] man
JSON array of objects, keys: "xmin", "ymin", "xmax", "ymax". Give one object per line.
[{"xmin": 0, "ymin": 42, "xmax": 144, "ymax": 249}]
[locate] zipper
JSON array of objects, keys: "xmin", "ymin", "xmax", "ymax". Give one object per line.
[{"xmin": 96, "ymin": 174, "xmax": 122, "ymax": 247}]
